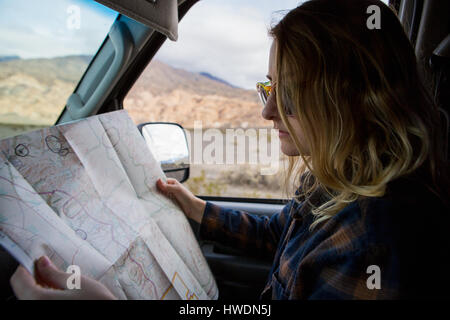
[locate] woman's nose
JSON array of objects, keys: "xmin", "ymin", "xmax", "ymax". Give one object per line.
[{"xmin": 261, "ymin": 92, "xmax": 279, "ymax": 121}]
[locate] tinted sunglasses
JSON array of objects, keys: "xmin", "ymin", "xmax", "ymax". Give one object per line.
[{"xmin": 256, "ymin": 80, "xmax": 294, "ymax": 116}]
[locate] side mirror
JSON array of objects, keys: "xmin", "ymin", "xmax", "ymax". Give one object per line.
[{"xmin": 137, "ymin": 122, "xmax": 190, "ymax": 183}]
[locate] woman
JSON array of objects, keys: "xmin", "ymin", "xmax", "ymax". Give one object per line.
[{"xmin": 10, "ymin": 0, "xmax": 449, "ymax": 299}]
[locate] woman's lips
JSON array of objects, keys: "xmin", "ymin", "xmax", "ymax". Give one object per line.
[{"xmin": 278, "ymin": 129, "xmax": 289, "ymax": 137}]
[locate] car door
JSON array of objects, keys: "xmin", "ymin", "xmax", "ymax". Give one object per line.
[{"xmin": 195, "ymin": 198, "xmax": 285, "ymax": 299}]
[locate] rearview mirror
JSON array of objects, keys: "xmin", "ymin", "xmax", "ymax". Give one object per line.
[{"xmin": 138, "ymin": 122, "xmax": 190, "ymax": 183}]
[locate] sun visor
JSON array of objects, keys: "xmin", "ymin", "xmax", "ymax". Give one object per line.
[{"xmin": 95, "ymin": 0, "xmax": 179, "ymax": 41}]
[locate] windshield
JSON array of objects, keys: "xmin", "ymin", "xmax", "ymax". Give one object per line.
[{"xmin": 0, "ymin": 0, "xmax": 117, "ymax": 139}]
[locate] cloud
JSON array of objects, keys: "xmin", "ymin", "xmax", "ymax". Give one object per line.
[
  {"xmin": 155, "ymin": 0, "xmax": 301, "ymax": 90},
  {"xmin": 0, "ymin": 0, "xmax": 116, "ymax": 59}
]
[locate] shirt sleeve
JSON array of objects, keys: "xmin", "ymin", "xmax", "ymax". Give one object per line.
[{"xmin": 199, "ymin": 201, "xmax": 294, "ymax": 260}]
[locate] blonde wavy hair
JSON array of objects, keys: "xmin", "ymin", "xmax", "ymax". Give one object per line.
[{"xmin": 271, "ymin": 0, "xmax": 448, "ymax": 228}]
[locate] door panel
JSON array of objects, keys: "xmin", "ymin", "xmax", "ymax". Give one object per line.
[{"xmin": 198, "ymin": 198, "xmax": 286, "ymax": 300}]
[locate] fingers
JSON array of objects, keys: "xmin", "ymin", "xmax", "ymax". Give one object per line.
[
  {"xmin": 156, "ymin": 178, "xmax": 168, "ymax": 195},
  {"xmin": 11, "ymin": 265, "xmax": 65, "ymax": 300},
  {"xmin": 156, "ymin": 178, "xmax": 180, "ymax": 196},
  {"xmin": 10, "ymin": 266, "xmax": 44, "ymax": 300},
  {"xmin": 156, "ymin": 178, "xmax": 179, "ymax": 188},
  {"xmin": 34, "ymin": 256, "xmax": 70, "ymax": 289},
  {"xmin": 155, "ymin": 178, "xmax": 166, "ymax": 191},
  {"xmin": 11, "ymin": 257, "xmax": 118, "ymax": 300},
  {"xmin": 166, "ymin": 178, "xmax": 179, "ymax": 185}
]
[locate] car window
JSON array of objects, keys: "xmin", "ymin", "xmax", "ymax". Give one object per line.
[
  {"xmin": 0, "ymin": 0, "xmax": 117, "ymax": 140},
  {"xmin": 123, "ymin": 0, "xmax": 391, "ymax": 200},
  {"xmin": 124, "ymin": 0, "xmax": 305, "ymax": 200}
]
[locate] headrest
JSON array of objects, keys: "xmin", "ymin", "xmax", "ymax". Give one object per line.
[
  {"xmin": 430, "ymin": 34, "xmax": 450, "ymax": 68},
  {"xmin": 433, "ymin": 34, "xmax": 450, "ymax": 58},
  {"xmin": 95, "ymin": 0, "xmax": 179, "ymax": 41}
]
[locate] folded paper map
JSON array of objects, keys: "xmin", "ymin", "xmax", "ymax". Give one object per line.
[{"xmin": 0, "ymin": 110, "xmax": 218, "ymax": 300}]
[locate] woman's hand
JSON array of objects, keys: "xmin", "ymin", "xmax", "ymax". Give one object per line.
[
  {"xmin": 10, "ymin": 256, "xmax": 117, "ymax": 300},
  {"xmin": 156, "ymin": 178, "xmax": 206, "ymax": 224}
]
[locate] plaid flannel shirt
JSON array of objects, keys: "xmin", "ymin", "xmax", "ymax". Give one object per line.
[{"xmin": 199, "ymin": 177, "xmax": 450, "ymax": 300}]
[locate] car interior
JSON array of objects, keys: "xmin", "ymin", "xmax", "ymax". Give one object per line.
[{"xmin": 1, "ymin": 0, "xmax": 449, "ymax": 300}]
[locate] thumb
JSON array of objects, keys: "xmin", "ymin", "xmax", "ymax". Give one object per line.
[
  {"xmin": 156, "ymin": 178, "xmax": 180, "ymax": 196},
  {"xmin": 35, "ymin": 256, "xmax": 70, "ymax": 289}
]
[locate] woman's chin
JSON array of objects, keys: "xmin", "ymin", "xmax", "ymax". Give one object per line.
[{"xmin": 280, "ymin": 142, "xmax": 301, "ymax": 156}]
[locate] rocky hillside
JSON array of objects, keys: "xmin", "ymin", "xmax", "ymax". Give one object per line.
[
  {"xmin": 124, "ymin": 59, "xmax": 271, "ymax": 129},
  {"xmin": 0, "ymin": 55, "xmax": 272, "ymax": 129},
  {"xmin": 0, "ymin": 55, "xmax": 91, "ymax": 125}
]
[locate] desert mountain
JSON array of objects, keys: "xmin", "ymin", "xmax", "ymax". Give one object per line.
[
  {"xmin": 0, "ymin": 55, "xmax": 271, "ymax": 129},
  {"xmin": 0, "ymin": 55, "xmax": 91, "ymax": 125},
  {"xmin": 124, "ymin": 59, "xmax": 271, "ymax": 129}
]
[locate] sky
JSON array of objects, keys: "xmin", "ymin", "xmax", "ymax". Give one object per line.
[
  {"xmin": 155, "ymin": 0, "xmax": 302, "ymax": 89},
  {"xmin": 0, "ymin": 0, "xmax": 117, "ymax": 59},
  {"xmin": 0, "ymin": 0, "xmax": 389, "ymax": 90}
]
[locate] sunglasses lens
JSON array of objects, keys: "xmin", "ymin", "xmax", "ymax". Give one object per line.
[
  {"xmin": 256, "ymin": 82, "xmax": 270, "ymax": 106},
  {"xmin": 257, "ymin": 81, "xmax": 295, "ymax": 115},
  {"xmin": 257, "ymin": 88, "xmax": 267, "ymax": 105}
]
